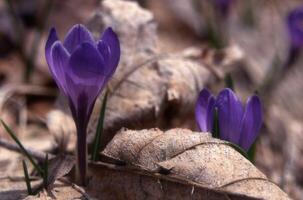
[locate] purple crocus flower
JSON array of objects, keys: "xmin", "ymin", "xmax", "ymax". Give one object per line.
[
  {"xmin": 45, "ymin": 24, "xmax": 120, "ymax": 185},
  {"xmin": 213, "ymin": 0, "xmax": 234, "ymax": 18},
  {"xmin": 195, "ymin": 88, "xmax": 262, "ymax": 151},
  {"xmin": 287, "ymin": 6, "xmax": 303, "ymax": 49},
  {"xmin": 286, "ymin": 6, "xmax": 303, "ymax": 66}
]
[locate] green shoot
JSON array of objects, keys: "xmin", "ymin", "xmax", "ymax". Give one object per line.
[
  {"xmin": 91, "ymin": 91, "xmax": 108, "ymax": 161},
  {"xmin": 22, "ymin": 160, "xmax": 33, "ymax": 195},
  {"xmin": 43, "ymin": 154, "xmax": 48, "ymax": 189}
]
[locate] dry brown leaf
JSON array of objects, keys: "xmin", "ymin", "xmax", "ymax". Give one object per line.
[
  {"xmin": 88, "ymin": 128, "xmax": 290, "ymax": 200},
  {"xmin": 46, "ymin": 155, "xmax": 75, "ymax": 188},
  {"xmin": 87, "ymin": 162, "xmax": 257, "ymax": 200}
]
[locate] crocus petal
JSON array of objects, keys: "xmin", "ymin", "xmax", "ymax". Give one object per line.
[
  {"xmin": 68, "ymin": 42, "xmax": 105, "ymax": 79},
  {"xmin": 63, "ymin": 24, "xmax": 95, "ymax": 54},
  {"xmin": 45, "ymin": 27, "xmax": 59, "ymax": 66},
  {"xmin": 50, "ymin": 41, "xmax": 70, "ymax": 95},
  {"xmin": 287, "ymin": 6, "xmax": 303, "ymax": 49},
  {"xmin": 195, "ymin": 89, "xmax": 215, "ymax": 132},
  {"xmin": 65, "ymin": 42, "xmax": 107, "ymax": 109},
  {"xmin": 239, "ymin": 95, "xmax": 262, "ymax": 151},
  {"xmin": 97, "ymin": 27, "xmax": 120, "ymax": 76},
  {"xmin": 216, "ymin": 88, "xmax": 243, "ymax": 144},
  {"xmin": 213, "ymin": 0, "xmax": 233, "ymax": 17}
]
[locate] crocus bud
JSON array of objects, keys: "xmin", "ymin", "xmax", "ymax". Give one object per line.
[
  {"xmin": 45, "ymin": 24, "xmax": 120, "ymax": 185},
  {"xmin": 195, "ymin": 88, "xmax": 262, "ymax": 151}
]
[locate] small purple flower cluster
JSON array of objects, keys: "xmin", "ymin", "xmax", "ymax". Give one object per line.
[{"xmin": 195, "ymin": 88, "xmax": 262, "ymax": 151}]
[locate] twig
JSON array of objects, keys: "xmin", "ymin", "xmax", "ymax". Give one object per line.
[{"xmin": 0, "ymin": 138, "xmax": 54, "ymax": 162}]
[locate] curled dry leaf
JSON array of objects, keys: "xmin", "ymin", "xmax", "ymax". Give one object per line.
[
  {"xmin": 86, "ymin": 128, "xmax": 290, "ymax": 200},
  {"xmin": 46, "ymin": 155, "xmax": 75, "ymax": 188}
]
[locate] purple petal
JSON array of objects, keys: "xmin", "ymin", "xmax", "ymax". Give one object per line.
[
  {"xmin": 97, "ymin": 27, "xmax": 120, "ymax": 77},
  {"xmin": 287, "ymin": 6, "xmax": 303, "ymax": 49},
  {"xmin": 239, "ymin": 95, "xmax": 262, "ymax": 151},
  {"xmin": 66, "ymin": 42, "xmax": 107, "ymax": 109},
  {"xmin": 216, "ymin": 88, "xmax": 244, "ymax": 144},
  {"xmin": 63, "ymin": 24, "xmax": 95, "ymax": 54},
  {"xmin": 195, "ymin": 89, "xmax": 215, "ymax": 132},
  {"xmin": 50, "ymin": 41, "xmax": 70, "ymax": 95},
  {"xmin": 213, "ymin": 0, "xmax": 233, "ymax": 17},
  {"xmin": 45, "ymin": 27, "xmax": 59, "ymax": 66},
  {"xmin": 68, "ymin": 42, "xmax": 106, "ymax": 79}
]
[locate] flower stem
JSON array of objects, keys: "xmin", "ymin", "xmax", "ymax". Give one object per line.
[{"xmin": 76, "ymin": 128, "xmax": 87, "ymax": 186}]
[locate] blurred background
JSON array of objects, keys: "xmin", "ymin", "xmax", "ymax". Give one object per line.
[{"xmin": 0, "ymin": 0, "xmax": 303, "ymax": 199}]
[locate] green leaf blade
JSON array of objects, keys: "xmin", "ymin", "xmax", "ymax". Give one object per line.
[
  {"xmin": 22, "ymin": 160, "xmax": 33, "ymax": 195},
  {"xmin": 91, "ymin": 91, "xmax": 108, "ymax": 161},
  {"xmin": 0, "ymin": 119, "xmax": 44, "ymax": 175}
]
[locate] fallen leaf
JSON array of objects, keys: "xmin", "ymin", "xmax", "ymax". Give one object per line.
[
  {"xmin": 88, "ymin": 128, "xmax": 290, "ymax": 200},
  {"xmin": 46, "ymin": 154, "xmax": 75, "ymax": 188}
]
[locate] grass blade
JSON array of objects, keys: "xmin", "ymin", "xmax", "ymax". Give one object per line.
[
  {"xmin": 22, "ymin": 160, "xmax": 33, "ymax": 195},
  {"xmin": 0, "ymin": 119, "xmax": 43, "ymax": 175},
  {"xmin": 43, "ymin": 154, "xmax": 48, "ymax": 189},
  {"xmin": 91, "ymin": 91, "xmax": 108, "ymax": 161}
]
